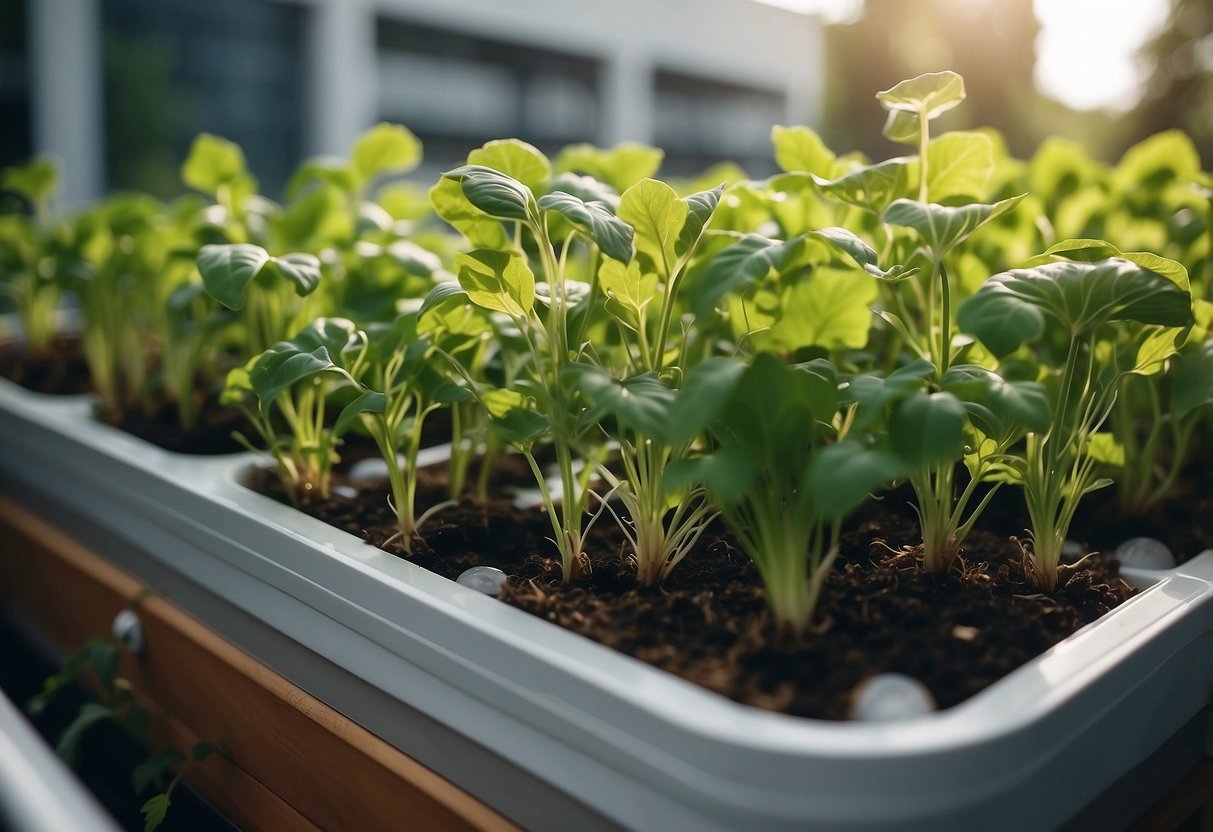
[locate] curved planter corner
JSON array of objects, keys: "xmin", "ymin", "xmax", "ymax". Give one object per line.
[{"xmin": 0, "ymin": 378, "xmax": 1210, "ymax": 831}]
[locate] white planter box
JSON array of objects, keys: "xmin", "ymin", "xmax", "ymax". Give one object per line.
[{"xmin": 1, "ymin": 378, "xmax": 1211, "ymax": 831}]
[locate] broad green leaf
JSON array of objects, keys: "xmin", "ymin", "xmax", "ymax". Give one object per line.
[
  {"xmin": 677, "ymin": 184, "xmax": 725, "ymax": 257},
  {"xmin": 219, "ymin": 365, "xmax": 254, "ymax": 407},
  {"xmin": 546, "ymin": 172, "xmax": 620, "ymax": 209},
  {"xmin": 758, "ymin": 266, "xmax": 876, "ymax": 352},
  {"xmin": 1112, "ymin": 130, "xmax": 1201, "ymax": 194},
  {"xmin": 599, "ymin": 258, "xmax": 658, "ymax": 328},
  {"xmin": 141, "ymin": 793, "xmax": 171, "ymax": 832},
  {"xmin": 182, "ymin": 133, "xmax": 250, "ymax": 195},
  {"xmin": 386, "ymin": 240, "xmax": 442, "ymax": 276},
  {"xmin": 197, "ymin": 244, "xmax": 270, "ymax": 310},
  {"xmin": 428, "ymin": 176, "xmax": 510, "ymax": 248},
  {"xmin": 876, "ymin": 71, "xmax": 966, "ymax": 120},
  {"xmin": 1172, "ymin": 341, "xmax": 1213, "ymax": 419},
  {"xmin": 771, "ymin": 125, "xmax": 836, "ymax": 176},
  {"xmin": 941, "ymin": 364, "xmax": 1051, "ymax": 435},
  {"xmin": 1028, "ymin": 137, "xmax": 1105, "ymax": 205},
  {"xmin": 249, "ymin": 344, "xmax": 341, "ymax": 414},
  {"xmin": 890, "ymin": 391, "xmax": 966, "ymax": 469},
  {"xmin": 618, "ymin": 178, "xmax": 687, "ymax": 277},
  {"xmin": 419, "ymin": 281, "xmax": 470, "ymax": 318},
  {"xmin": 564, "ymin": 363, "xmax": 673, "ymax": 437},
  {"xmin": 455, "ymin": 249, "xmax": 535, "ymax": 318},
  {"xmin": 1133, "ymin": 326, "xmax": 1187, "ymax": 375},
  {"xmin": 2, "ymin": 156, "xmax": 57, "ymax": 212},
  {"xmin": 665, "ymin": 443, "xmax": 760, "ymax": 505},
  {"xmin": 467, "ymin": 139, "xmax": 551, "ymax": 194},
  {"xmin": 267, "ymin": 252, "xmax": 322, "ymax": 296},
  {"xmin": 1026, "ymin": 238, "xmax": 1191, "ymax": 295},
  {"xmin": 806, "ymin": 442, "xmax": 903, "ymax": 521},
  {"xmin": 664, "ymin": 356, "xmax": 747, "ymax": 445},
  {"xmin": 537, "ymin": 191, "xmax": 634, "ymax": 262},
  {"xmin": 957, "ymin": 258, "xmax": 1194, "ymax": 356},
  {"xmin": 1087, "ymin": 432, "xmax": 1125, "ymax": 466},
  {"xmin": 291, "ymin": 317, "xmax": 359, "ymax": 361},
  {"xmin": 56, "ymin": 703, "xmax": 113, "ymax": 766},
  {"xmin": 481, "ymin": 387, "xmax": 526, "ymax": 418},
  {"xmin": 443, "ymin": 165, "xmax": 534, "ymax": 222},
  {"xmin": 841, "ymin": 359, "xmax": 935, "ymax": 429},
  {"xmin": 693, "ymin": 233, "xmax": 804, "ymax": 317},
  {"xmin": 882, "ymin": 109, "xmax": 921, "ymax": 145},
  {"xmin": 352, "ymin": 122, "xmax": 422, "ymax": 185},
  {"xmin": 926, "ymin": 131, "xmax": 994, "ymax": 202},
  {"xmin": 334, "ymin": 390, "xmax": 387, "ymax": 435},
  {"xmin": 534, "ymin": 280, "xmax": 591, "ymax": 308},
  {"xmin": 808, "ymin": 227, "xmax": 917, "ymax": 280},
  {"xmin": 276, "ymin": 184, "xmax": 351, "ymax": 248},
  {"xmin": 491, "ymin": 407, "xmax": 550, "ymax": 446},
  {"xmin": 722, "ymin": 354, "xmax": 838, "ymax": 443},
  {"xmin": 554, "ymin": 142, "xmax": 663, "ymax": 192},
  {"xmin": 812, "ymin": 158, "xmax": 910, "ymax": 213},
  {"xmin": 285, "ymin": 157, "xmax": 354, "ymax": 200},
  {"xmin": 883, "ymin": 194, "xmax": 1026, "ymax": 254}
]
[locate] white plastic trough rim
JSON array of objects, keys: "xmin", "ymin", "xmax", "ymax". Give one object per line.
[{"xmin": 2, "ymin": 380, "xmax": 1211, "ymax": 763}]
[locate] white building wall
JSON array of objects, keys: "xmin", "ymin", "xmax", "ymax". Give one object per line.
[{"xmin": 28, "ymin": 0, "xmax": 823, "ymax": 201}]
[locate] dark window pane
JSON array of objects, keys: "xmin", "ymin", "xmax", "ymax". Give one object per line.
[
  {"xmin": 102, "ymin": 0, "xmax": 304, "ymax": 198},
  {"xmin": 377, "ymin": 17, "xmax": 600, "ymax": 172}
]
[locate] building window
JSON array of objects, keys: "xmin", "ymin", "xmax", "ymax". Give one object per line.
[
  {"xmin": 377, "ymin": 18, "xmax": 600, "ymax": 173},
  {"xmin": 101, "ymin": 0, "xmax": 305, "ymax": 198},
  {"xmin": 654, "ymin": 69, "xmax": 784, "ymax": 177},
  {"xmin": 0, "ymin": 0, "xmax": 32, "ymax": 171}
]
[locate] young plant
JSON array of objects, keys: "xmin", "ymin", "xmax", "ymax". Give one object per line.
[
  {"xmin": 566, "ymin": 177, "xmax": 727, "ymax": 584},
  {"xmin": 432, "ymin": 140, "xmax": 634, "ymax": 581},
  {"xmin": 221, "ymin": 318, "xmax": 365, "ymax": 504},
  {"xmin": 668, "ymin": 354, "xmax": 899, "ymax": 634},
  {"xmin": 958, "ymin": 257, "xmax": 1194, "ymax": 590},
  {"xmin": 198, "ymin": 242, "xmax": 323, "ymax": 356},
  {"xmin": 1035, "ymin": 239, "xmax": 1213, "ymax": 516},
  {"xmin": 0, "ymin": 157, "xmax": 64, "ymax": 354},
  {"xmin": 338, "ymin": 312, "xmax": 461, "ymax": 553},
  {"xmin": 840, "ymin": 358, "xmax": 1050, "ymax": 573},
  {"xmin": 28, "ymin": 630, "xmax": 223, "ymax": 832}
]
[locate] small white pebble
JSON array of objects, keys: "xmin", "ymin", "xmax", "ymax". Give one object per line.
[
  {"xmin": 456, "ymin": 566, "xmax": 508, "ymax": 596},
  {"xmin": 331, "ymin": 485, "xmax": 358, "ymax": 500},
  {"xmin": 1114, "ymin": 537, "xmax": 1175, "ymax": 570},
  {"xmin": 1062, "ymin": 540, "xmax": 1085, "ymax": 560},
  {"xmin": 849, "ymin": 674, "xmax": 936, "ymax": 721}
]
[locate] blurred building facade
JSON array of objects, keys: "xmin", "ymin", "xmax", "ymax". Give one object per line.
[{"xmin": 5, "ymin": 0, "xmax": 823, "ymax": 204}]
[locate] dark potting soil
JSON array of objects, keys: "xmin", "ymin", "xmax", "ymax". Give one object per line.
[
  {"xmin": 100, "ymin": 393, "xmax": 250, "ymax": 456},
  {"xmin": 0, "ymin": 336, "xmax": 92, "ymax": 395},
  {"xmin": 1069, "ymin": 462, "xmax": 1213, "ymax": 561},
  {"xmin": 251, "ymin": 457, "xmax": 1134, "ymax": 721},
  {"xmin": 100, "ymin": 392, "xmax": 456, "ymax": 457}
]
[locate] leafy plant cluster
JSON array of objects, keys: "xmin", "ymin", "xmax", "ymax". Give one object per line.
[
  {"xmin": 27, "ymin": 621, "xmax": 224, "ymax": 832},
  {"xmin": 3, "ymin": 71, "xmax": 1212, "ymax": 636}
]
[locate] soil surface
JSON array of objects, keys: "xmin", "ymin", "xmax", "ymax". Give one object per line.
[
  {"xmin": 0, "ymin": 336, "xmax": 92, "ymax": 395},
  {"xmin": 99, "ymin": 393, "xmax": 250, "ymax": 455},
  {"xmin": 251, "ymin": 455, "xmax": 1135, "ymax": 720}
]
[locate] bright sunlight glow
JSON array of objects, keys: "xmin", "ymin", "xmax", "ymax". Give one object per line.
[
  {"xmin": 1033, "ymin": 0, "xmax": 1171, "ymax": 111},
  {"xmin": 750, "ymin": 0, "xmax": 1172, "ymax": 111}
]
